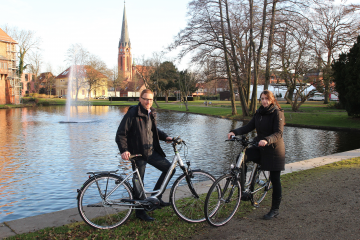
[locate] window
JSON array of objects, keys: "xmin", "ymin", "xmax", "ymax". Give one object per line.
[
  {"xmin": 25, "ymin": 74, "xmax": 28, "ymax": 81},
  {"xmin": 32, "ymin": 75, "xmax": 35, "ymax": 81}
]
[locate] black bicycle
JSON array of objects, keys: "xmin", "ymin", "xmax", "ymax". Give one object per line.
[{"xmin": 204, "ymin": 135, "xmax": 272, "ymax": 227}]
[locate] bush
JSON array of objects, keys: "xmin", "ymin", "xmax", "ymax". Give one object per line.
[
  {"xmin": 327, "ymin": 101, "xmax": 344, "ymax": 109},
  {"xmin": 332, "ymin": 35, "xmax": 360, "ymax": 117}
]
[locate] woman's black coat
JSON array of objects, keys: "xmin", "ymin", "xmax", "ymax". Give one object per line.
[{"xmin": 231, "ymin": 104, "xmax": 285, "ymax": 171}]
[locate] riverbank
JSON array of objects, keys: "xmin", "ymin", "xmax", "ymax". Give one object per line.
[
  {"xmin": 1, "ymin": 99, "xmax": 359, "ymax": 130},
  {"xmin": 2, "ymin": 149, "xmax": 360, "ymax": 239}
]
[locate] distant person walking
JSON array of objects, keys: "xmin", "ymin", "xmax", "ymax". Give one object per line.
[
  {"xmin": 228, "ymin": 90, "xmax": 285, "ymax": 220},
  {"xmin": 115, "ymin": 89, "xmax": 173, "ymax": 222}
]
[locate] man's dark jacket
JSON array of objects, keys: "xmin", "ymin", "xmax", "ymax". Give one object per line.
[{"xmin": 115, "ymin": 103, "xmax": 168, "ymax": 159}]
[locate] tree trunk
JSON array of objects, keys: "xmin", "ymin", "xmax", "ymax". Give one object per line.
[
  {"xmin": 249, "ymin": 0, "xmax": 267, "ymax": 114},
  {"xmin": 224, "ymin": 0, "xmax": 249, "ymax": 116},
  {"xmin": 264, "ymin": 0, "xmax": 278, "ymax": 90},
  {"xmin": 219, "ymin": 0, "xmax": 237, "ymax": 115}
]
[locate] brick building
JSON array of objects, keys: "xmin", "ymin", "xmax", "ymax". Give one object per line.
[{"xmin": 0, "ymin": 28, "xmax": 19, "ymax": 104}]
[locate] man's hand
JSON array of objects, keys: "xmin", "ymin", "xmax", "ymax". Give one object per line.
[
  {"xmin": 227, "ymin": 132, "xmax": 235, "ymax": 139},
  {"xmin": 166, "ymin": 137, "xmax": 173, "ymax": 143},
  {"xmin": 121, "ymin": 151, "xmax": 131, "ymax": 160}
]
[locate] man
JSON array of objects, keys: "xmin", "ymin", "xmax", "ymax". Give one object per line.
[{"xmin": 115, "ymin": 89, "xmax": 173, "ymax": 222}]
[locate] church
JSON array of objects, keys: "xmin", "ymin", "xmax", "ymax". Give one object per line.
[{"xmin": 115, "ymin": 4, "xmax": 146, "ymax": 97}]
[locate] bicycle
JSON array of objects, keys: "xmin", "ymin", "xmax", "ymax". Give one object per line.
[
  {"xmin": 77, "ymin": 137, "xmax": 216, "ymax": 229},
  {"xmin": 204, "ymin": 135, "xmax": 272, "ymax": 227}
]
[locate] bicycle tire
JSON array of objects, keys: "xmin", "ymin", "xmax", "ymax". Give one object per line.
[
  {"xmin": 170, "ymin": 170, "xmax": 216, "ymax": 223},
  {"xmin": 77, "ymin": 174, "xmax": 133, "ymax": 229},
  {"xmin": 250, "ymin": 167, "xmax": 272, "ymax": 207},
  {"xmin": 204, "ymin": 174, "xmax": 241, "ymax": 227}
]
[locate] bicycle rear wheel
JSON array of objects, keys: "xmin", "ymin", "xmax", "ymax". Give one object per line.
[
  {"xmin": 170, "ymin": 170, "xmax": 216, "ymax": 223},
  {"xmin": 77, "ymin": 174, "xmax": 133, "ymax": 229},
  {"xmin": 204, "ymin": 174, "xmax": 241, "ymax": 227},
  {"xmin": 250, "ymin": 167, "xmax": 272, "ymax": 207}
]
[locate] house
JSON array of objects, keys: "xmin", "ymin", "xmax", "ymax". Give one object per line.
[
  {"xmin": 0, "ymin": 28, "xmax": 19, "ymax": 104},
  {"xmin": 19, "ymin": 73, "xmax": 36, "ymax": 96},
  {"xmin": 38, "ymin": 72, "xmax": 56, "ymax": 95},
  {"xmin": 55, "ymin": 65, "xmax": 108, "ymax": 99}
]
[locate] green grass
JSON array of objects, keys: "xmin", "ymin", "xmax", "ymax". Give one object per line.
[{"xmin": 1, "ymin": 98, "xmax": 359, "ymax": 129}]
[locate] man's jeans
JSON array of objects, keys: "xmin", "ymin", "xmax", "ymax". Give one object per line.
[{"xmin": 131, "ymin": 151, "xmax": 174, "ymax": 200}]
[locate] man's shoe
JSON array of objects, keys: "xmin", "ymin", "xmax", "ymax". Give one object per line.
[
  {"xmin": 136, "ymin": 211, "xmax": 155, "ymax": 222},
  {"xmin": 159, "ymin": 199, "xmax": 171, "ymax": 207},
  {"xmin": 263, "ymin": 209, "xmax": 279, "ymax": 220}
]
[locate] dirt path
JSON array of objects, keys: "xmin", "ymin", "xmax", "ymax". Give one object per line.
[{"xmin": 190, "ymin": 165, "xmax": 360, "ymax": 240}]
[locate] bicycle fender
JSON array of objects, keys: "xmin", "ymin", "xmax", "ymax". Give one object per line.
[{"xmin": 76, "ymin": 176, "xmax": 96, "ymax": 200}]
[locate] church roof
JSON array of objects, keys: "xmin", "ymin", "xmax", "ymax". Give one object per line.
[
  {"xmin": 119, "ymin": 4, "xmax": 130, "ymax": 48},
  {"xmin": 0, "ymin": 28, "xmax": 17, "ymax": 43}
]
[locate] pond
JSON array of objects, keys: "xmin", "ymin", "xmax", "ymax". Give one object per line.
[{"xmin": 1, "ymin": 105, "xmax": 360, "ymax": 222}]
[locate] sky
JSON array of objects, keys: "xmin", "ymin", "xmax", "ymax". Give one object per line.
[
  {"xmin": 1, "ymin": 0, "xmax": 192, "ymax": 75},
  {"xmin": 1, "ymin": 0, "xmax": 359, "ymax": 75}
]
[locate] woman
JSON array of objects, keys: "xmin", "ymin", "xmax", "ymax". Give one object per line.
[{"xmin": 228, "ymin": 90, "xmax": 285, "ymax": 220}]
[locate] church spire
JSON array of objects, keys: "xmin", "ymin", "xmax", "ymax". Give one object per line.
[{"xmin": 119, "ymin": 3, "xmax": 130, "ymax": 48}]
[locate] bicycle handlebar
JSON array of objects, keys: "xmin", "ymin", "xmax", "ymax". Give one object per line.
[
  {"xmin": 226, "ymin": 135, "xmax": 262, "ymax": 147},
  {"xmin": 172, "ymin": 136, "xmax": 186, "ymax": 145}
]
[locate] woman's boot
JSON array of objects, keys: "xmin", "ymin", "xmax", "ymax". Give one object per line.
[{"xmin": 263, "ymin": 197, "xmax": 281, "ymax": 220}]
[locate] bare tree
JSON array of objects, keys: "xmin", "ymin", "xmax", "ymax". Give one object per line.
[
  {"xmin": 135, "ymin": 55, "xmax": 160, "ymax": 108},
  {"xmin": 178, "ymin": 70, "xmax": 199, "ymax": 111},
  {"xmin": 274, "ymin": 17, "xmax": 315, "ymax": 111},
  {"xmin": 43, "ymin": 65, "xmax": 56, "ymax": 97},
  {"xmin": 28, "ymin": 51, "xmax": 42, "ymax": 93},
  {"xmin": 66, "ymin": 44, "xmax": 89, "ymax": 101},
  {"xmin": 2, "ymin": 25, "xmax": 41, "ymax": 77},
  {"xmin": 108, "ymin": 66, "xmax": 125, "ymax": 98},
  {"xmin": 85, "ymin": 54, "xmax": 108, "ymax": 100},
  {"xmin": 311, "ymin": 1, "xmax": 360, "ymax": 103}
]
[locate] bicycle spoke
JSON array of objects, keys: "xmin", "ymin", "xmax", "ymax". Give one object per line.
[{"xmin": 170, "ymin": 170, "xmax": 216, "ymax": 223}]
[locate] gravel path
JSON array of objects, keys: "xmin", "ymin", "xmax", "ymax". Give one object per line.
[{"xmin": 190, "ymin": 164, "xmax": 360, "ymax": 240}]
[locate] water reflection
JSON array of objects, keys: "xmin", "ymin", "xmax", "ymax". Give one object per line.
[{"xmin": 0, "ymin": 106, "xmax": 360, "ymax": 223}]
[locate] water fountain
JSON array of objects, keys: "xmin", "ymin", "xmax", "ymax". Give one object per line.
[
  {"xmin": 59, "ymin": 65, "xmax": 78, "ymax": 123},
  {"xmin": 59, "ymin": 65, "xmax": 94, "ymax": 123}
]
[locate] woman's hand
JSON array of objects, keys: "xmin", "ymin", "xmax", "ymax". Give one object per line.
[
  {"xmin": 227, "ymin": 132, "xmax": 235, "ymax": 139},
  {"xmin": 258, "ymin": 140, "xmax": 268, "ymax": 147},
  {"xmin": 166, "ymin": 137, "xmax": 173, "ymax": 143}
]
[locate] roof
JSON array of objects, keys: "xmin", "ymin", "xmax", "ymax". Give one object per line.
[
  {"xmin": 119, "ymin": 4, "xmax": 131, "ymax": 48},
  {"xmin": 0, "ymin": 28, "xmax": 17, "ymax": 43},
  {"xmin": 39, "ymin": 72, "xmax": 55, "ymax": 82},
  {"xmin": 55, "ymin": 65, "xmax": 107, "ymax": 79}
]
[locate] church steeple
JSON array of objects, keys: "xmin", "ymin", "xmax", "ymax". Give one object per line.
[
  {"xmin": 118, "ymin": 3, "xmax": 132, "ymax": 80},
  {"xmin": 119, "ymin": 4, "xmax": 130, "ymax": 48}
]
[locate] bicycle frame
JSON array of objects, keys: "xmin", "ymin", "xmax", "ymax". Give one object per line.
[
  {"xmin": 90, "ymin": 142, "xmax": 189, "ymax": 206},
  {"xmin": 234, "ymin": 148, "xmax": 258, "ymax": 187}
]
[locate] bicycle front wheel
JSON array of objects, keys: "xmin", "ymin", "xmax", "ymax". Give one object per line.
[
  {"xmin": 77, "ymin": 174, "xmax": 133, "ymax": 229},
  {"xmin": 204, "ymin": 174, "xmax": 241, "ymax": 227},
  {"xmin": 170, "ymin": 170, "xmax": 216, "ymax": 223},
  {"xmin": 250, "ymin": 167, "xmax": 272, "ymax": 207}
]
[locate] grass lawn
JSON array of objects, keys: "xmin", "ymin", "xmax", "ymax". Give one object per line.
[{"xmin": 2, "ymin": 98, "xmax": 359, "ymax": 129}]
